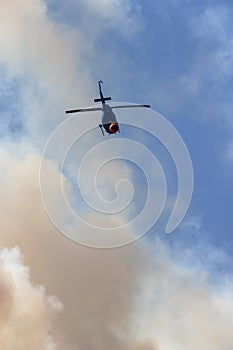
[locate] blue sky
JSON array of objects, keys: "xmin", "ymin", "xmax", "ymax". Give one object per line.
[
  {"xmin": 0, "ymin": 0, "xmax": 233, "ymax": 349},
  {"xmin": 43, "ymin": 0, "xmax": 233, "ymax": 252}
]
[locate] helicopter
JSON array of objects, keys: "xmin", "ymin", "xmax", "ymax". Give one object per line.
[{"xmin": 65, "ymin": 80, "xmax": 150, "ymax": 135}]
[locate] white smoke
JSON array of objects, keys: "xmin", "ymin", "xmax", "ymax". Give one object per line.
[{"xmin": 0, "ymin": 246, "xmax": 62, "ymax": 350}]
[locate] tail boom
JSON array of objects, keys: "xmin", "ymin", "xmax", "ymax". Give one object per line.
[{"xmin": 94, "ymin": 80, "xmax": 111, "ymax": 104}]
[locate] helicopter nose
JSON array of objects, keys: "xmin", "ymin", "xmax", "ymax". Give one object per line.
[{"xmin": 109, "ymin": 123, "xmax": 119, "ymax": 134}]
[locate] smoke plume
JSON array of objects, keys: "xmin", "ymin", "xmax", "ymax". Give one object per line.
[{"xmin": 0, "ymin": 246, "xmax": 62, "ymax": 350}]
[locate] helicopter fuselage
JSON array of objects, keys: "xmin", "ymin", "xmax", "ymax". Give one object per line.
[{"xmin": 101, "ymin": 104, "xmax": 119, "ymax": 134}]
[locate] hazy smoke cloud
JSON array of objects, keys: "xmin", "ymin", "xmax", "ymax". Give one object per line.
[
  {"xmin": 0, "ymin": 150, "xmax": 159, "ymax": 350},
  {"xmin": 0, "ymin": 152, "xmax": 233, "ymax": 349},
  {"xmin": 0, "ymin": 246, "xmax": 62, "ymax": 350},
  {"xmin": 134, "ymin": 241, "xmax": 233, "ymax": 350}
]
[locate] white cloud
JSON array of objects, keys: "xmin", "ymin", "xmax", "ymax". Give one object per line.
[
  {"xmin": 0, "ymin": 0, "xmax": 94, "ymax": 145},
  {"xmin": 148, "ymin": 3, "xmax": 233, "ymax": 126},
  {"xmin": 78, "ymin": 0, "xmax": 142, "ymax": 38},
  {"xmin": 190, "ymin": 5, "xmax": 233, "ymax": 80}
]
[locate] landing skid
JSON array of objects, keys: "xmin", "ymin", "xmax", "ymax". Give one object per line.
[{"xmin": 98, "ymin": 124, "xmax": 105, "ymax": 135}]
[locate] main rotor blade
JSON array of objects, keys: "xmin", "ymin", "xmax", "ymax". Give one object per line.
[
  {"xmin": 65, "ymin": 107, "xmax": 103, "ymax": 114},
  {"xmin": 111, "ymin": 104, "xmax": 150, "ymax": 110},
  {"xmin": 65, "ymin": 104, "xmax": 150, "ymax": 114}
]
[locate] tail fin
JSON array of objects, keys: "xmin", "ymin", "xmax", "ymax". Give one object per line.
[
  {"xmin": 94, "ymin": 80, "xmax": 112, "ymax": 103},
  {"xmin": 94, "ymin": 97, "xmax": 111, "ymax": 103}
]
